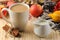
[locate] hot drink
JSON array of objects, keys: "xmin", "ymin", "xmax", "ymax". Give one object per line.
[{"xmin": 11, "ymin": 4, "xmax": 28, "ymax": 13}]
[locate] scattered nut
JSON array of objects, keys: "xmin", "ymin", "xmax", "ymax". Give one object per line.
[
  {"xmin": 10, "ymin": 28, "xmax": 21, "ymax": 37},
  {"xmin": 2, "ymin": 24, "xmax": 10, "ymax": 32}
]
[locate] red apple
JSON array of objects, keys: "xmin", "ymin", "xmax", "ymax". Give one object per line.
[
  {"xmin": 0, "ymin": 5, "xmax": 8, "ymax": 18},
  {"xmin": 54, "ymin": 1, "xmax": 60, "ymax": 11},
  {"xmin": 30, "ymin": 4, "xmax": 43, "ymax": 17},
  {"xmin": 0, "ymin": 10, "xmax": 8, "ymax": 18}
]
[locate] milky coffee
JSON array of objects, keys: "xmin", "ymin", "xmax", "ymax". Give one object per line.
[{"xmin": 11, "ymin": 4, "xmax": 28, "ymax": 13}]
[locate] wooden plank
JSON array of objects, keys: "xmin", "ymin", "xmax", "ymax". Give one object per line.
[{"xmin": 0, "ymin": 19, "xmax": 60, "ymax": 40}]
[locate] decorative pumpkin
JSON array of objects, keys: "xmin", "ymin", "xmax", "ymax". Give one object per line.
[{"xmin": 48, "ymin": 11, "xmax": 60, "ymax": 22}]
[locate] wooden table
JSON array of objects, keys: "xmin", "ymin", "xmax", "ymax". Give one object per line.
[{"xmin": 0, "ymin": 18, "xmax": 60, "ymax": 40}]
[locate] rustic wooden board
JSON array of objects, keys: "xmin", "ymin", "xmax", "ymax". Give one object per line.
[{"xmin": 0, "ymin": 19, "xmax": 60, "ymax": 40}]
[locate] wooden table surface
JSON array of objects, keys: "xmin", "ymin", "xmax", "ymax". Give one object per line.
[{"xmin": 0, "ymin": 18, "xmax": 60, "ymax": 40}]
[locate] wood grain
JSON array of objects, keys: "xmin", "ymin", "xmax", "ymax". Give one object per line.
[{"xmin": 0, "ymin": 19, "xmax": 60, "ymax": 40}]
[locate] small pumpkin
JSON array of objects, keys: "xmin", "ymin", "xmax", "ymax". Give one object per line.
[{"xmin": 48, "ymin": 11, "xmax": 60, "ymax": 22}]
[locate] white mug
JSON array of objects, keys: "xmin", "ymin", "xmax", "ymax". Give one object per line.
[
  {"xmin": 33, "ymin": 18, "xmax": 55, "ymax": 37},
  {"xmin": 1, "ymin": 3, "xmax": 29, "ymax": 31}
]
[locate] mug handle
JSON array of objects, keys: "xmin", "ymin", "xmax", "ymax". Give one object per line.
[
  {"xmin": 48, "ymin": 21, "xmax": 55, "ymax": 28},
  {"xmin": 1, "ymin": 8, "xmax": 12, "ymax": 25}
]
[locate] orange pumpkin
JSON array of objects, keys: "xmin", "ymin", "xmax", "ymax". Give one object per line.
[{"xmin": 48, "ymin": 11, "xmax": 60, "ymax": 22}]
